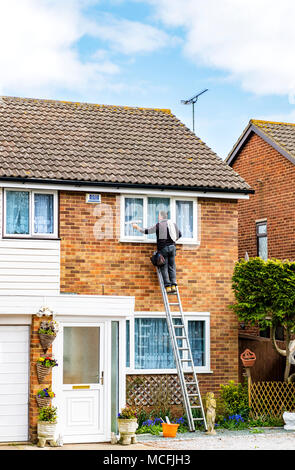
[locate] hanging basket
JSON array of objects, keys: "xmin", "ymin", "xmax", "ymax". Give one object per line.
[
  {"xmin": 240, "ymin": 348, "xmax": 256, "ymax": 368},
  {"xmin": 36, "ymin": 363, "xmax": 52, "ymax": 383},
  {"xmin": 39, "ymin": 333, "xmax": 56, "ymax": 353},
  {"xmin": 36, "ymin": 396, "xmax": 52, "ymax": 408}
]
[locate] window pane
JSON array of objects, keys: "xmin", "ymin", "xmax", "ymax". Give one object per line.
[
  {"xmin": 63, "ymin": 327, "xmax": 100, "ymax": 384},
  {"xmin": 176, "ymin": 200, "xmax": 193, "ymax": 238},
  {"xmin": 124, "ymin": 198, "xmax": 144, "ymax": 237},
  {"xmin": 135, "ymin": 318, "xmax": 176, "ymax": 369},
  {"xmin": 257, "ymin": 223, "xmax": 267, "ymax": 235},
  {"xmin": 6, "ymin": 191, "xmax": 30, "ymax": 234},
  {"xmin": 34, "ymin": 193, "xmax": 54, "ymax": 234},
  {"xmin": 258, "ymin": 236, "xmax": 268, "ymax": 260},
  {"xmin": 147, "ymin": 197, "xmax": 170, "ymax": 240},
  {"xmin": 188, "ymin": 321, "xmax": 205, "ymax": 366},
  {"xmin": 134, "ymin": 318, "xmax": 205, "ymax": 370}
]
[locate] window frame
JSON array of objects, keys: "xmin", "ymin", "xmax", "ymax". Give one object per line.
[
  {"xmin": 256, "ymin": 220, "xmax": 267, "ymax": 260},
  {"xmin": 120, "ymin": 194, "xmax": 199, "ymax": 244},
  {"xmin": 126, "ymin": 312, "xmax": 211, "ymax": 374},
  {"xmin": 3, "ymin": 188, "xmax": 58, "ymax": 239}
]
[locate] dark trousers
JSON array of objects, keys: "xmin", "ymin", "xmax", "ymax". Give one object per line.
[{"xmin": 159, "ymin": 245, "xmax": 177, "ymax": 287}]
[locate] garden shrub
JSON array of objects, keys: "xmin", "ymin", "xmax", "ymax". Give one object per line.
[{"xmin": 217, "ymin": 380, "xmax": 249, "ymax": 422}]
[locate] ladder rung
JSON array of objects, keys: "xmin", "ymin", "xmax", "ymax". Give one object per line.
[
  {"xmin": 175, "ymin": 336, "xmax": 187, "ymax": 339},
  {"xmin": 191, "ymin": 406, "xmax": 201, "ymax": 409},
  {"xmin": 193, "ymin": 418, "xmax": 204, "ymax": 421},
  {"xmin": 181, "ymin": 359, "xmax": 192, "ymax": 362},
  {"xmin": 188, "ymin": 394, "xmax": 200, "ymax": 397},
  {"xmin": 173, "ymin": 324, "xmax": 184, "ymax": 328},
  {"xmin": 178, "ymin": 347, "xmax": 189, "ymax": 351},
  {"xmin": 169, "ymin": 303, "xmax": 180, "ymax": 306}
]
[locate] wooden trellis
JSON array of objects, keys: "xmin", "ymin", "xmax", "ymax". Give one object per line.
[{"xmin": 250, "ymin": 381, "xmax": 295, "ymax": 418}]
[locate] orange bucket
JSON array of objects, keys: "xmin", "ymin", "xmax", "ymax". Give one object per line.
[{"xmin": 161, "ymin": 423, "xmax": 179, "ymax": 438}]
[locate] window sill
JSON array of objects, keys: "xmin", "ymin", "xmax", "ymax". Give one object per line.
[{"xmin": 1, "ymin": 236, "xmax": 61, "ymax": 241}]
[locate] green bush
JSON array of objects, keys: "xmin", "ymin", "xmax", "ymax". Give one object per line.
[{"xmin": 217, "ymin": 380, "xmax": 249, "ymax": 421}]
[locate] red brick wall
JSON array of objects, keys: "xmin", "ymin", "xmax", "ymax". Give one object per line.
[
  {"xmin": 59, "ymin": 191, "xmax": 240, "ymax": 398},
  {"xmin": 231, "ymin": 132, "xmax": 295, "ymax": 261}
]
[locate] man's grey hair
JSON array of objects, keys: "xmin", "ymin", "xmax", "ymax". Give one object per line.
[{"xmin": 159, "ymin": 210, "xmax": 168, "ymax": 219}]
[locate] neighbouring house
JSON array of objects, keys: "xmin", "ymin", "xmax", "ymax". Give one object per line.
[
  {"xmin": 0, "ymin": 96, "xmax": 252, "ymax": 444},
  {"xmin": 226, "ymin": 119, "xmax": 295, "ymax": 381}
]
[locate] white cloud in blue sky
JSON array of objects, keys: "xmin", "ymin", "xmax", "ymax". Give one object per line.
[{"xmin": 1, "ymin": 0, "xmax": 295, "ymax": 158}]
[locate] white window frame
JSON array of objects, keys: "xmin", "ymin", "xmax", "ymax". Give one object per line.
[
  {"xmin": 120, "ymin": 194, "xmax": 199, "ymax": 244},
  {"xmin": 126, "ymin": 312, "xmax": 211, "ymax": 374},
  {"xmin": 3, "ymin": 188, "xmax": 58, "ymax": 239}
]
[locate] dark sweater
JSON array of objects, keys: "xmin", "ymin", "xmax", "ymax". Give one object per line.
[{"xmin": 144, "ymin": 219, "xmax": 182, "ymax": 251}]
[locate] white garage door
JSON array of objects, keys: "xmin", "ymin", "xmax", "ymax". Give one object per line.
[{"xmin": 0, "ymin": 326, "xmax": 29, "ymax": 442}]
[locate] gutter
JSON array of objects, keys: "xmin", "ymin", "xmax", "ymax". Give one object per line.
[{"xmin": 0, "ymin": 176, "xmax": 254, "ymax": 195}]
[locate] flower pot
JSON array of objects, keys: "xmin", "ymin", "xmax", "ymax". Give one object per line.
[
  {"xmin": 36, "ymin": 363, "xmax": 52, "ymax": 383},
  {"xmin": 283, "ymin": 412, "xmax": 295, "ymax": 431},
  {"xmin": 240, "ymin": 348, "xmax": 256, "ymax": 368},
  {"xmin": 36, "ymin": 396, "xmax": 52, "ymax": 408},
  {"xmin": 37, "ymin": 421, "xmax": 57, "ymax": 447},
  {"xmin": 161, "ymin": 423, "xmax": 179, "ymax": 438},
  {"xmin": 117, "ymin": 418, "xmax": 138, "ymax": 445},
  {"xmin": 39, "ymin": 333, "xmax": 56, "ymax": 353}
]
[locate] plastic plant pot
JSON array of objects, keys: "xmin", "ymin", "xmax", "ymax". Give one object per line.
[{"xmin": 161, "ymin": 423, "xmax": 179, "ymax": 438}]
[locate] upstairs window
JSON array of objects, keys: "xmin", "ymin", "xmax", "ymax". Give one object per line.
[
  {"xmin": 3, "ymin": 189, "xmax": 58, "ymax": 238},
  {"xmin": 256, "ymin": 221, "xmax": 267, "ymax": 260},
  {"xmin": 121, "ymin": 195, "xmax": 198, "ymax": 243}
]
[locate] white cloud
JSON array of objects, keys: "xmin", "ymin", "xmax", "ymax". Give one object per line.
[
  {"xmin": 0, "ymin": 0, "xmax": 172, "ymax": 97},
  {"xmin": 146, "ymin": 0, "xmax": 295, "ymax": 97}
]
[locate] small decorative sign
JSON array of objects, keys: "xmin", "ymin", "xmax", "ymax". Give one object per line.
[{"xmin": 86, "ymin": 193, "xmax": 101, "ymax": 204}]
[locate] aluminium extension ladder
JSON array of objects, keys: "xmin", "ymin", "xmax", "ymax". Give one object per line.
[{"xmin": 156, "ymin": 267, "xmax": 207, "ymax": 432}]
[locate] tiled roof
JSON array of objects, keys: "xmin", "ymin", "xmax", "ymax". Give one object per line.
[
  {"xmin": 251, "ymin": 119, "xmax": 295, "ymax": 159},
  {"xmin": 0, "ymin": 96, "xmax": 251, "ymax": 192}
]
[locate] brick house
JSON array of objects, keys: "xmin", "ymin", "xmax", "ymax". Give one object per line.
[
  {"xmin": 226, "ymin": 119, "xmax": 295, "ymax": 380},
  {"xmin": 0, "ymin": 96, "xmax": 251, "ymax": 444}
]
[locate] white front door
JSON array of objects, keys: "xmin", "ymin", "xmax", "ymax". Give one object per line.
[{"xmin": 57, "ymin": 323, "xmax": 105, "ymax": 443}]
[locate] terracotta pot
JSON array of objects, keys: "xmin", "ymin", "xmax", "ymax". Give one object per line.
[
  {"xmin": 161, "ymin": 423, "xmax": 179, "ymax": 438},
  {"xmin": 117, "ymin": 418, "xmax": 138, "ymax": 445},
  {"xmin": 240, "ymin": 348, "xmax": 256, "ymax": 368}
]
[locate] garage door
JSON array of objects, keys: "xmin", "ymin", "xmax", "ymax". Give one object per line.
[{"xmin": 0, "ymin": 326, "xmax": 29, "ymax": 442}]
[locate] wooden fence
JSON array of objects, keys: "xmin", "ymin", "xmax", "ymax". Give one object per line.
[{"xmin": 250, "ymin": 381, "xmax": 295, "ymax": 418}]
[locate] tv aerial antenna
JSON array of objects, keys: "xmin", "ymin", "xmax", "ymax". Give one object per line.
[{"xmin": 181, "ymin": 88, "xmax": 208, "ymax": 133}]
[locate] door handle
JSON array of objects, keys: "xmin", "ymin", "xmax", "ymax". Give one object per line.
[{"xmin": 100, "ymin": 371, "xmax": 104, "ymax": 385}]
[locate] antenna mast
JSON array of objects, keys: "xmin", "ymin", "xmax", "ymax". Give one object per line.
[{"xmin": 181, "ymin": 88, "xmax": 208, "ymax": 133}]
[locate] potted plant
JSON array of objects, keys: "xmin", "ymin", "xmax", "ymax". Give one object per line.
[
  {"xmin": 36, "ymin": 356, "xmax": 58, "ymax": 383},
  {"xmin": 38, "ymin": 320, "xmax": 59, "ymax": 352},
  {"xmin": 117, "ymin": 406, "xmax": 138, "ymax": 445},
  {"xmin": 36, "ymin": 386, "xmax": 55, "ymax": 408},
  {"xmin": 37, "ymin": 406, "xmax": 58, "ymax": 447}
]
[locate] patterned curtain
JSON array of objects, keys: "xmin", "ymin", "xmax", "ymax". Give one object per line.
[
  {"xmin": 6, "ymin": 191, "xmax": 30, "ymax": 234},
  {"xmin": 176, "ymin": 200, "xmax": 193, "ymax": 238},
  {"xmin": 147, "ymin": 197, "xmax": 170, "ymax": 240},
  {"xmin": 34, "ymin": 193, "xmax": 54, "ymax": 234},
  {"xmin": 124, "ymin": 198, "xmax": 144, "ymax": 237}
]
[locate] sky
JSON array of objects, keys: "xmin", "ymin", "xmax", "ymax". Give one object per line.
[{"xmin": 1, "ymin": 0, "xmax": 295, "ymax": 159}]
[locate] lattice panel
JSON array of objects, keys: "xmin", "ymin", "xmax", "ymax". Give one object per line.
[
  {"xmin": 250, "ymin": 381, "xmax": 295, "ymax": 418},
  {"xmin": 126, "ymin": 374, "xmax": 196, "ymax": 407}
]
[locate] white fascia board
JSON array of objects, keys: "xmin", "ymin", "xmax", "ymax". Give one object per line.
[
  {"xmin": 0, "ymin": 294, "xmax": 135, "ymax": 317},
  {"xmin": 0, "ymin": 181, "xmax": 249, "ymax": 200}
]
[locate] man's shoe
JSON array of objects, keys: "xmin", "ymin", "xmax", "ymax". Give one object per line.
[
  {"xmin": 165, "ymin": 286, "xmax": 172, "ymax": 294},
  {"xmin": 171, "ymin": 285, "xmax": 177, "ymax": 293}
]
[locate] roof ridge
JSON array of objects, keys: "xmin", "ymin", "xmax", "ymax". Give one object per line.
[
  {"xmin": 251, "ymin": 118, "xmax": 295, "ymax": 127},
  {"xmin": 0, "ymin": 95, "xmax": 172, "ymax": 115}
]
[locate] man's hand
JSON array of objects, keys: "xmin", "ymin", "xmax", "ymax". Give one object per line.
[{"xmin": 132, "ymin": 223, "xmax": 139, "ymax": 230}]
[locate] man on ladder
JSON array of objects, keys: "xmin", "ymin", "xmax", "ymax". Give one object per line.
[{"xmin": 132, "ymin": 210, "xmax": 182, "ymax": 294}]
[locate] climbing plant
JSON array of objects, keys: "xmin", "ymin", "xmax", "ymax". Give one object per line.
[{"xmin": 231, "ymin": 257, "xmax": 295, "ymax": 382}]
